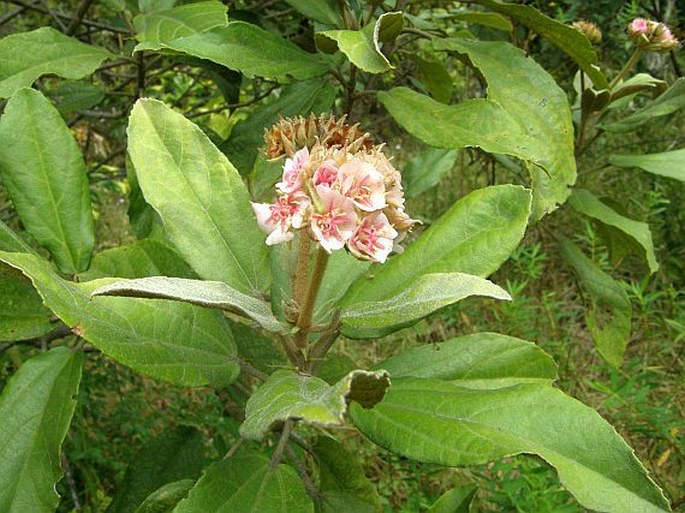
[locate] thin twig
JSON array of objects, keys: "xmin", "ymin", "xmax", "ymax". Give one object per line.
[
  {"xmin": 285, "ymin": 444, "xmax": 321, "ymax": 504},
  {"xmin": 230, "ymin": 355, "xmax": 270, "ymax": 381},
  {"xmin": 223, "ymin": 438, "xmax": 244, "ymax": 460},
  {"xmin": 65, "ymin": 0, "xmax": 97, "ymax": 35},
  {"xmin": 186, "ymin": 83, "xmax": 280, "ymax": 118},
  {"xmin": 61, "ymin": 453, "xmax": 82, "ymax": 513},
  {"xmin": 270, "ymin": 419, "xmax": 294, "ymax": 469},
  {"xmin": 7, "ymin": 0, "xmax": 130, "ymax": 34}
]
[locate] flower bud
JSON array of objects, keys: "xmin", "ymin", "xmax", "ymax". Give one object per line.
[
  {"xmin": 627, "ymin": 18, "xmax": 679, "ymax": 53},
  {"xmin": 572, "ymin": 20, "xmax": 602, "ymax": 45}
]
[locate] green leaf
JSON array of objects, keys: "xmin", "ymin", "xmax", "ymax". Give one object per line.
[
  {"xmin": 453, "ymin": 11, "xmax": 513, "ymax": 31},
  {"xmin": 375, "ymin": 332, "xmax": 557, "ymax": 389},
  {"xmin": 569, "ymin": 189, "xmax": 658, "ymax": 274},
  {"xmin": 92, "ymin": 276, "xmax": 284, "ymax": 333},
  {"xmin": 48, "ymin": 81, "xmax": 105, "ymax": 115},
  {"xmin": 603, "ymin": 77, "xmax": 685, "ymax": 133},
  {"xmin": 0, "ymin": 27, "xmax": 112, "ymax": 98},
  {"xmin": 231, "ymin": 322, "xmax": 286, "ymax": 374},
  {"xmin": 155, "ymin": 22, "xmax": 330, "ymax": 81},
  {"xmin": 428, "ymin": 485, "xmax": 477, "ymax": 513},
  {"xmin": 133, "ymin": 1, "xmax": 228, "ymax": 51},
  {"xmin": 128, "ymin": 98, "xmax": 270, "ymax": 295},
  {"xmin": 472, "ymin": 0, "xmax": 608, "ymax": 89},
  {"xmin": 610, "ymin": 149, "xmax": 685, "ymax": 182},
  {"xmin": 414, "ymin": 57, "xmax": 453, "ymax": 103},
  {"xmin": 430, "ymin": 37, "xmax": 576, "ymax": 219},
  {"xmin": 138, "ymin": 0, "xmax": 176, "ymax": 13},
  {"xmin": 0, "ymin": 264, "xmax": 54, "ymax": 341},
  {"xmin": 0, "ymin": 219, "xmax": 34, "ymax": 253},
  {"xmin": 376, "ymin": 11, "xmax": 405, "ymax": 43},
  {"xmin": 0, "ymin": 88, "xmax": 95, "ymax": 274},
  {"xmin": 78, "ymin": 239, "xmax": 195, "ymax": 281},
  {"xmin": 403, "ymin": 147, "xmax": 458, "ymax": 198},
  {"xmin": 108, "ymin": 426, "xmax": 206, "ymax": 513},
  {"xmin": 134, "ymin": 480, "xmax": 195, "ymax": 513},
  {"xmin": 559, "ymin": 240, "xmax": 632, "ymax": 368},
  {"xmin": 351, "ymin": 378, "xmax": 670, "ymax": 512},
  {"xmin": 0, "ymin": 347, "xmax": 83, "ymax": 513},
  {"xmin": 317, "ymin": 17, "xmax": 394, "ymax": 74},
  {"xmin": 174, "ymin": 451, "xmax": 314, "ymax": 513},
  {"xmin": 341, "ymin": 272, "xmax": 510, "ymax": 339},
  {"xmin": 283, "ymin": 0, "xmax": 342, "ymax": 26},
  {"xmin": 222, "ymin": 78, "xmax": 336, "ymax": 174},
  {"xmin": 240, "ymin": 369, "xmax": 390, "ymax": 441},
  {"xmin": 609, "ymin": 73, "xmax": 668, "ymax": 104},
  {"xmin": 313, "ymin": 438, "xmax": 382, "ymax": 513},
  {"xmin": 0, "ymin": 251, "xmax": 240, "ymax": 387},
  {"xmin": 341, "ymin": 185, "xmax": 531, "ymax": 305}
]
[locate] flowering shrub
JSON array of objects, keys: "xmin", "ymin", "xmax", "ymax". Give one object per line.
[{"xmin": 0, "ymin": 2, "xmax": 681, "ymax": 512}]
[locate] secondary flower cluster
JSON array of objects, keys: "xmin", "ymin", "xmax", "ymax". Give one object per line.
[
  {"xmin": 252, "ymin": 116, "xmax": 417, "ymax": 263},
  {"xmin": 571, "ymin": 20, "xmax": 602, "ymax": 45},
  {"xmin": 627, "ymin": 18, "xmax": 679, "ymax": 53}
]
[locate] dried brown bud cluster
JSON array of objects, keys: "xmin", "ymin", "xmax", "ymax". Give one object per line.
[
  {"xmin": 265, "ymin": 114, "xmax": 373, "ymax": 159},
  {"xmin": 571, "ymin": 20, "xmax": 602, "ymax": 45}
]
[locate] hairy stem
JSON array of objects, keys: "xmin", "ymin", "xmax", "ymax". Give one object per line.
[
  {"xmin": 293, "ymin": 248, "xmax": 330, "ymax": 350},
  {"xmin": 609, "ymin": 48, "xmax": 644, "ymax": 89}
]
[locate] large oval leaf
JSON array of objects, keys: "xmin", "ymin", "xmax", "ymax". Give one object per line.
[
  {"xmin": 174, "ymin": 451, "xmax": 314, "ymax": 513},
  {"xmin": 341, "ymin": 185, "xmax": 531, "ymax": 305},
  {"xmin": 92, "ymin": 276, "xmax": 284, "ymax": 333},
  {"xmin": 0, "ymin": 27, "xmax": 112, "ymax": 98},
  {"xmin": 0, "ymin": 251, "xmax": 239, "ymax": 387},
  {"xmin": 341, "ymin": 272, "xmax": 510, "ymax": 339},
  {"xmin": 0, "ymin": 88, "xmax": 95, "ymax": 273},
  {"xmin": 375, "ymin": 332, "xmax": 557, "ymax": 389},
  {"xmin": 156, "ymin": 22, "xmax": 330, "ymax": 82},
  {"xmin": 0, "ymin": 347, "xmax": 83, "ymax": 513},
  {"xmin": 128, "ymin": 98, "xmax": 269, "ymax": 295},
  {"xmin": 381, "ymin": 37, "xmax": 576, "ymax": 220},
  {"xmin": 351, "ymin": 378, "xmax": 670, "ymax": 512}
]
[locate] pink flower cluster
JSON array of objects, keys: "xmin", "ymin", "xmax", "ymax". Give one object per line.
[
  {"xmin": 252, "ymin": 144, "xmax": 416, "ymax": 263},
  {"xmin": 627, "ymin": 18, "xmax": 679, "ymax": 53}
]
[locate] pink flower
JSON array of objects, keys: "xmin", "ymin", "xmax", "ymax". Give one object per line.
[
  {"xmin": 347, "ymin": 212, "xmax": 398, "ymax": 263},
  {"xmin": 628, "ymin": 18, "xmax": 650, "ymax": 36},
  {"xmin": 310, "ymin": 186, "xmax": 357, "ymax": 252},
  {"xmin": 337, "ymin": 159, "xmax": 386, "ymax": 212},
  {"xmin": 312, "ymin": 160, "xmax": 339, "ymax": 187},
  {"xmin": 252, "ymin": 192, "xmax": 310, "ymax": 245},
  {"xmin": 276, "ymin": 147, "xmax": 309, "ymax": 193}
]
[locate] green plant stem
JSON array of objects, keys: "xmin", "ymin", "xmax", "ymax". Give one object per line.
[
  {"xmin": 609, "ymin": 48, "xmax": 644, "ymax": 89},
  {"xmin": 294, "ymin": 248, "xmax": 330, "ymax": 350},
  {"xmin": 308, "ymin": 310, "xmax": 342, "ymax": 375},
  {"xmin": 293, "ymin": 233, "xmax": 311, "ymax": 308}
]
